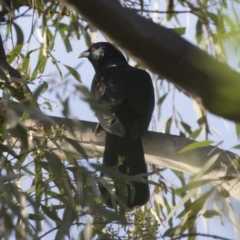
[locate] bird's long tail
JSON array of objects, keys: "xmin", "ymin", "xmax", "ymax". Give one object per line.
[{"xmin": 99, "ymin": 132, "xmax": 149, "ymax": 209}]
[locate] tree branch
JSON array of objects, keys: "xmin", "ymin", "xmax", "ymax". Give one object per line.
[
  {"xmin": 8, "ymin": 102, "xmax": 240, "ymax": 202},
  {"xmin": 61, "ymin": 0, "xmax": 240, "ymax": 122},
  {"xmin": 1, "ymin": 0, "xmax": 239, "ymax": 204}
]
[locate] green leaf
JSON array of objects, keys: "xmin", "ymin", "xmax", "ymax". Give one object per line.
[
  {"xmin": 0, "ymin": 143, "xmax": 17, "ymax": 157},
  {"xmin": 178, "ymin": 188, "xmax": 215, "ymax": 218},
  {"xmin": 165, "ymin": 117, "xmax": 172, "ymax": 134},
  {"xmin": 222, "ymin": 0, "xmax": 227, "ymax": 8},
  {"xmin": 38, "ymin": 57, "xmax": 48, "ymax": 74},
  {"xmin": 193, "ymin": 154, "xmax": 219, "ymax": 182},
  {"xmin": 172, "ymin": 27, "xmax": 186, "ymax": 35},
  {"xmin": 12, "ymin": 23, "xmax": 24, "ymax": 46},
  {"xmin": 64, "ymin": 151, "xmax": 78, "ymax": 165},
  {"xmin": 33, "ymin": 82, "xmax": 48, "ymax": 98},
  {"xmin": 202, "ymin": 210, "xmax": 221, "ymax": 218},
  {"xmin": 157, "ymin": 93, "xmax": 168, "ymax": 106},
  {"xmin": 35, "ymin": 0, "xmax": 44, "ymax": 12},
  {"xmin": 219, "ymin": 187, "xmax": 230, "ymax": 198},
  {"xmin": 21, "ymin": 56, "xmax": 30, "ymax": 75},
  {"xmin": 82, "ymin": 26, "xmax": 92, "ymax": 47},
  {"xmin": 44, "ymin": 151, "xmax": 74, "ymax": 200},
  {"xmin": 34, "ymin": 83, "xmax": 46, "ymax": 99},
  {"xmin": 42, "ymin": 101, "xmax": 52, "ymax": 111},
  {"xmin": 64, "ymin": 137, "xmax": 88, "ymax": 160},
  {"xmin": 64, "ymin": 64, "xmax": 81, "ymax": 82},
  {"xmin": 233, "ymin": 144, "xmax": 240, "ymax": 149},
  {"xmin": 31, "ymin": 49, "xmax": 48, "ymax": 79},
  {"xmin": 39, "ymin": 161, "xmax": 50, "ymax": 172},
  {"xmin": 70, "ymin": 13, "xmax": 80, "ymax": 39},
  {"xmin": 197, "ymin": 115, "xmax": 207, "ymax": 126},
  {"xmin": 181, "ymin": 121, "xmax": 192, "ymax": 135},
  {"xmin": 166, "ymin": 0, "xmax": 174, "ymax": 21},
  {"xmin": 47, "ymin": 27, "xmax": 53, "ymax": 42},
  {"xmin": 42, "ymin": 27, "xmax": 49, "ymax": 57},
  {"xmin": 13, "ymin": 124, "xmax": 29, "ymax": 169},
  {"xmin": 28, "ymin": 213, "xmax": 44, "ymax": 221},
  {"xmin": 35, "ymin": 160, "xmax": 43, "ymax": 206},
  {"xmin": 175, "ymin": 179, "xmax": 215, "ymax": 195},
  {"xmin": 7, "ymin": 44, "xmax": 23, "ymax": 64},
  {"xmin": 0, "ymin": 68, "xmax": 8, "ymax": 80},
  {"xmin": 207, "ymin": 12, "xmax": 218, "ymax": 26},
  {"xmin": 44, "ymin": 151, "xmax": 68, "ymax": 183},
  {"xmin": 49, "ymin": 53, "xmax": 62, "ymax": 78},
  {"xmin": 196, "ymin": 19, "xmax": 203, "ymax": 43},
  {"xmin": 46, "ymin": 190, "xmax": 69, "ymax": 204},
  {"xmin": 4, "ymin": 160, "xmax": 14, "ymax": 174},
  {"xmin": 55, "ymin": 206, "xmax": 76, "ymax": 240},
  {"xmin": 42, "ymin": 3, "xmax": 54, "ymax": 27},
  {"xmin": 41, "ymin": 204, "xmax": 62, "ymax": 223},
  {"xmin": 59, "ymin": 28, "xmax": 72, "ymax": 52},
  {"xmin": 58, "ymin": 23, "xmax": 69, "ymax": 31},
  {"xmin": 235, "ymin": 123, "xmax": 240, "ymax": 140},
  {"xmin": 179, "ymin": 140, "xmax": 213, "ymax": 154},
  {"xmin": 224, "ymin": 15, "xmax": 235, "ymax": 31},
  {"xmin": 189, "ymin": 128, "xmax": 202, "ymax": 139}
]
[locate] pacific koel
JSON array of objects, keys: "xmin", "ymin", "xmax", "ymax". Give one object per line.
[{"xmin": 79, "ymin": 42, "xmax": 154, "ymax": 209}]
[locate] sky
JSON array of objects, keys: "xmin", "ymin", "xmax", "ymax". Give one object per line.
[{"xmin": 1, "ymin": 0, "xmax": 240, "ymax": 239}]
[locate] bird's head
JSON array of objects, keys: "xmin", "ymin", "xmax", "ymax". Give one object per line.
[{"xmin": 79, "ymin": 42, "xmax": 127, "ymax": 72}]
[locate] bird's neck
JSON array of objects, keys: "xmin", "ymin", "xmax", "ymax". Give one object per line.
[
  {"xmin": 90, "ymin": 56, "xmax": 128, "ymax": 73},
  {"xmin": 103, "ymin": 61, "xmax": 127, "ymax": 69},
  {"xmin": 102, "ymin": 58, "xmax": 128, "ymax": 70}
]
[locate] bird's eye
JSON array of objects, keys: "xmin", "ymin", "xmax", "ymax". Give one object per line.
[{"xmin": 91, "ymin": 45, "xmax": 99, "ymax": 51}]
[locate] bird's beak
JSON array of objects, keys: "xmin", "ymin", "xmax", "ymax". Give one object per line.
[{"xmin": 78, "ymin": 50, "xmax": 90, "ymax": 58}]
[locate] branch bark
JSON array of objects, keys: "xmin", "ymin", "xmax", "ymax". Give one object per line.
[
  {"xmin": 8, "ymin": 103, "xmax": 240, "ymax": 202},
  {"xmin": 61, "ymin": 0, "xmax": 240, "ymax": 122}
]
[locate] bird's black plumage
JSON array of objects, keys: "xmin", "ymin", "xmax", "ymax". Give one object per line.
[{"xmin": 79, "ymin": 42, "xmax": 154, "ymax": 209}]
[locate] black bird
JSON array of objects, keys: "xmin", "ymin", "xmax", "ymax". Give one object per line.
[{"xmin": 79, "ymin": 42, "xmax": 154, "ymax": 209}]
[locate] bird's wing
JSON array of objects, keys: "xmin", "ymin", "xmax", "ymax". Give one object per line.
[
  {"xmin": 128, "ymin": 68, "xmax": 155, "ymax": 140},
  {"xmin": 91, "ymin": 68, "xmax": 128, "ymax": 136}
]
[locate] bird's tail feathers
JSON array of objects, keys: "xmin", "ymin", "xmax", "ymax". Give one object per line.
[{"xmin": 99, "ymin": 132, "xmax": 149, "ymax": 209}]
